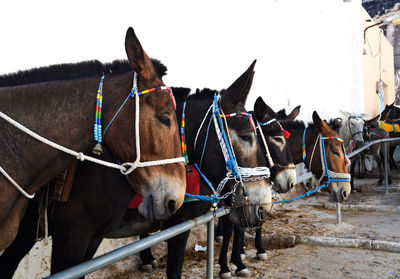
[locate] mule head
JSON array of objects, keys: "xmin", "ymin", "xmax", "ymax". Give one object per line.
[
  {"xmin": 105, "ymin": 27, "xmax": 185, "ymax": 222},
  {"xmin": 312, "ymin": 111, "xmax": 351, "ymax": 202},
  {"xmin": 339, "ymin": 110, "xmax": 365, "ymax": 149},
  {"xmin": 219, "ymin": 61, "xmax": 272, "ymax": 227},
  {"xmin": 254, "ymin": 97, "xmax": 296, "ymax": 193}
]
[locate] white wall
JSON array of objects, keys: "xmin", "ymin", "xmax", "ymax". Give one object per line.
[{"xmin": 0, "ymin": 0, "xmax": 364, "ymax": 122}]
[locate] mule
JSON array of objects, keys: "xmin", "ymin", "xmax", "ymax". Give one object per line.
[
  {"xmin": 0, "ymin": 61, "xmax": 272, "ymax": 278},
  {"xmin": 337, "ymin": 111, "xmax": 366, "ymax": 192},
  {"xmin": 378, "ymin": 103, "xmax": 400, "ymax": 169},
  {"xmin": 356, "ymin": 115, "xmax": 391, "ymax": 185},
  {"xmin": 216, "ymin": 97, "xmax": 297, "ymax": 278},
  {"xmin": 0, "ymin": 27, "xmax": 187, "ymax": 251}
]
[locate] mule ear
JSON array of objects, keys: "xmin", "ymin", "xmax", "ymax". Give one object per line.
[
  {"xmin": 340, "ymin": 110, "xmax": 351, "ymax": 117},
  {"xmin": 125, "ymin": 27, "xmax": 157, "ymax": 80},
  {"xmin": 254, "ymin": 96, "xmax": 277, "ymax": 122},
  {"xmin": 221, "ymin": 60, "xmax": 256, "ymax": 109},
  {"xmin": 365, "ymin": 114, "xmax": 380, "ymax": 125},
  {"xmin": 286, "ymin": 105, "xmax": 301, "ymax": 120},
  {"xmin": 359, "ymin": 113, "xmax": 368, "ymax": 119},
  {"xmin": 312, "ymin": 111, "xmax": 331, "ymax": 135}
]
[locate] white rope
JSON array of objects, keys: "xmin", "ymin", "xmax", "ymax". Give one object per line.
[
  {"xmin": 256, "ymin": 124, "xmax": 275, "ymax": 168},
  {"xmin": 0, "ymin": 165, "xmax": 34, "ymax": 198},
  {"xmin": 194, "ymin": 105, "xmax": 213, "ymax": 151},
  {"xmin": 0, "ymin": 72, "xmax": 185, "ymax": 198}
]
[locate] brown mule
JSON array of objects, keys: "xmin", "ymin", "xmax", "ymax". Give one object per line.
[{"xmin": 0, "ymin": 27, "xmax": 185, "ymax": 251}]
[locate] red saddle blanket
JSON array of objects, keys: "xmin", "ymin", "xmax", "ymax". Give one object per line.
[{"xmin": 129, "ymin": 164, "xmax": 200, "ymax": 209}]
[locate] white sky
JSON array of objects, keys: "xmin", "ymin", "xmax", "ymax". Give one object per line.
[{"xmin": 0, "ymin": 0, "xmax": 364, "ymax": 121}]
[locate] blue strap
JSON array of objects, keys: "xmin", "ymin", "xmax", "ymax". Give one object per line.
[{"xmin": 393, "ymin": 123, "xmax": 396, "ymax": 134}]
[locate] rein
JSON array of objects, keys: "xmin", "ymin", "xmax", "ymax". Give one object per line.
[
  {"xmin": 275, "ymin": 133, "xmax": 351, "ymax": 204},
  {"xmin": 0, "ymin": 73, "xmax": 184, "ymax": 199}
]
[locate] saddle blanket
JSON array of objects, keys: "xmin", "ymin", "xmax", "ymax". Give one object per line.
[
  {"xmin": 379, "ymin": 121, "xmax": 400, "ymax": 133},
  {"xmin": 129, "ymin": 164, "xmax": 200, "ymax": 209}
]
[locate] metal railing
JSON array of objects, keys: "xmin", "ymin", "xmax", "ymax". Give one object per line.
[{"xmin": 46, "ymin": 137, "xmax": 400, "ymax": 279}]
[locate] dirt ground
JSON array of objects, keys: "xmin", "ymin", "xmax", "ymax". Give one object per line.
[
  {"xmin": 124, "ymin": 170, "xmax": 400, "ymax": 279},
  {"xmin": 13, "ymin": 170, "xmax": 400, "ymax": 279}
]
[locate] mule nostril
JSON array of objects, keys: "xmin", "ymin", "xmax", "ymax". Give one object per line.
[
  {"xmin": 167, "ymin": 200, "xmax": 177, "ymax": 214},
  {"xmin": 289, "ymin": 182, "xmax": 294, "ymax": 190},
  {"xmin": 342, "ymin": 190, "xmax": 348, "ymax": 199}
]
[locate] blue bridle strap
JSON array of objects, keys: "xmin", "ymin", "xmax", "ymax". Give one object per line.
[{"xmin": 275, "ymin": 136, "xmax": 350, "ymax": 204}]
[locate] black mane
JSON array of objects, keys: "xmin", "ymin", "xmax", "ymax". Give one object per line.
[
  {"xmin": 281, "ymin": 118, "xmax": 342, "ymax": 132},
  {"xmin": 0, "ymin": 58, "xmax": 167, "ymax": 87}
]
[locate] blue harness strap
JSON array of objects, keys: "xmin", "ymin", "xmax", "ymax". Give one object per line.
[{"xmin": 275, "ymin": 136, "xmax": 350, "ymax": 204}]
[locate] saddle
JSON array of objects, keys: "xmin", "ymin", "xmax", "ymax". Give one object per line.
[
  {"xmin": 379, "ymin": 121, "xmax": 400, "ymax": 134},
  {"xmin": 53, "ymin": 161, "xmax": 78, "ymax": 202}
]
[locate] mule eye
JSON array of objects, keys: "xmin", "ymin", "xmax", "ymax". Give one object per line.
[
  {"xmin": 157, "ymin": 115, "xmax": 170, "ymax": 128},
  {"xmin": 332, "ymin": 150, "xmax": 340, "ymax": 156},
  {"xmin": 273, "ymin": 137, "xmax": 283, "ymax": 144},
  {"xmin": 239, "ymin": 134, "xmax": 252, "ymax": 143}
]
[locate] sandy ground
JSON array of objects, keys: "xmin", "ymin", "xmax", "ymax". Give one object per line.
[{"xmin": 13, "ymin": 170, "xmax": 400, "ymax": 279}]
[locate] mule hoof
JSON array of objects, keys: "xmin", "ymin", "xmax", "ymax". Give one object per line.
[
  {"xmin": 219, "ymin": 271, "xmax": 232, "ymax": 278},
  {"xmin": 256, "ymin": 253, "xmax": 268, "ymax": 261},
  {"xmin": 215, "ymin": 236, "xmax": 223, "ymax": 243},
  {"xmin": 151, "ymin": 260, "xmax": 158, "ymax": 268},
  {"xmin": 240, "ymin": 253, "xmax": 246, "ymax": 261},
  {"xmin": 236, "ymin": 268, "xmax": 251, "ymax": 277},
  {"xmin": 139, "ymin": 264, "xmax": 153, "ymax": 273}
]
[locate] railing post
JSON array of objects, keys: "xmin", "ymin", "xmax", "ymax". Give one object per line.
[
  {"xmin": 336, "ymin": 202, "xmax": 341, "ymax": 224},
  {"xmin": 206, "ymin": 219, "xmax": 215, "ymax": 279},
  {"xmin": 384, "ymin": 141, "xmax": 389, "ymax": 194}
]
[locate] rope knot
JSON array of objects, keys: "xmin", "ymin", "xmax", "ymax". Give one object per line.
[
  {"xmin": 76, "ymin": 152, "xmax": 85, "ymax": 161},
  {"xmin": 120, "ymin": 162, "xmax": 137, "ymax": 175}
]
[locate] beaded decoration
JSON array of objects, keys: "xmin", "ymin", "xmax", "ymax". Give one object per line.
[
  {"xmin": 130, "ymin": 86, "xmax": 176, "ymax": 109},
  {"xmin": 94, "ymin": 74, "xmax": 105, "ymax": 144},
  {"xmin": 220, "ymin": 112, "xmax": 256, "ymax": 131},
  {"xmin": 181, "ymin": 100, "xmax": 189, "ymax": 165}
]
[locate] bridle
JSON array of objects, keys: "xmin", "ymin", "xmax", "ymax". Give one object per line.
[
  {"xmin": 92, "ymin": 71, "xmax": 185, "ymax": 174},
  {"xmin": 257, "ymin": 118, "xmax": 296, "ymax": 171},
  {"xmin": 182, "ymin": 94, "xmax": 270, "ymax": 205}
]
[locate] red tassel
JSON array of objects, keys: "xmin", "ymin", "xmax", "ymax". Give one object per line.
[{"xmin": 282, "ymin": 129, "xmax": 291, "ymax": 139}]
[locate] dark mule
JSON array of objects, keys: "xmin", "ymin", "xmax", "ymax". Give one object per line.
[
  {"xmin": 378, "ymin": 103, "xmax": 400, "ymax": 170},
  {"xmin": 216, "ymin": 97, "xmax": 298, "ymax": 278},
  {"xmin": 0, "ymin": 62, "xmax": 272, "ymax": 278},
  {"xmin": 357, "ymin": 115, "xmax": 391, "ymax": 185},
  {"xmin": 0, "ymin": 27, "xmax": 186, "ymax": 251}
]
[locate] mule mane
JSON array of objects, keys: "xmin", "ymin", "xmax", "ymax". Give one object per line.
[
  {"xmin": 281, "ymin": 119, "xmax": 341, "ymax": 132},
  {"xmin": 276, "ymin": 108, "xmax": 287, "ymax": 119},
  {"xmin": 190, "ymin": 88, "xmax": 219, "ymax": 100},
  {"xmin": 0, "ymin": 58, "xmax": 167, "ymax": 87}
]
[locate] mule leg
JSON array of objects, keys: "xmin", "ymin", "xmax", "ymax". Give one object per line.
[
  {"xmin": 350, "ymin": 160, "xmax": 356, "ymax": 192},
  {"xmin": 51, "ymin": 230, "xmax": 91, "ymax": 275},
  {"xmin": 139, "ymin": 233, "xmax": 156, "ymax": 272},
  {"xmin": 375, "ymin": 151, "xmax": 384, "ymax": 185},
  {"xmin": 218, "ymin": 215, "xmax": 233, "ymax": 278},
  {"xmin": 0, "ymin": 200, "xmax": 37, "ymax": 279},
  {"xmin": 239, "ymin": 230, "xmax": 245, "ymax": 260},
  {"xmin": 215, "ymin": 217, "xmax": 223, "ymax": 242},
  {"xmin": 166, "ymin": 230, "xmax": 191, "ymax": 279},
  {"xmin": 255, "ymin": 228, "xmax": 267, "ymax": 260},
  {"xmin": 231, "ymin": 225, "xmax": 249, "ymax": 277}
]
